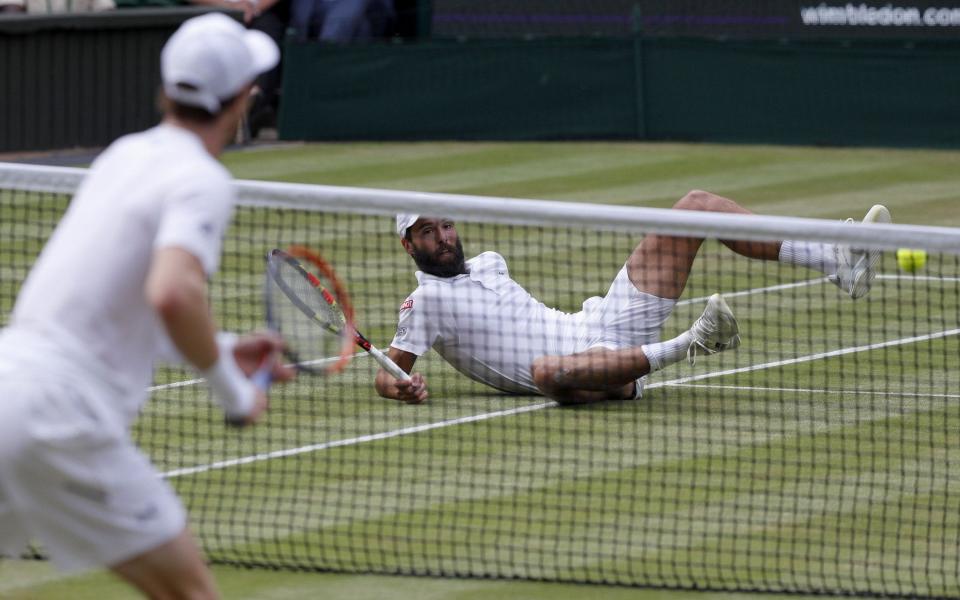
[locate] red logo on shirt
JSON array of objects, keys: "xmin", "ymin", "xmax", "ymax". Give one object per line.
[{"xmin": 400, "ymin": 298, "xmax": 414, "ymax": 311}]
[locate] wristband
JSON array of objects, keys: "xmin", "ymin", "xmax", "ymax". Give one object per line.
[{"xmin": 203, "ymin": 332, "xmax": 256, "ymax": 420}]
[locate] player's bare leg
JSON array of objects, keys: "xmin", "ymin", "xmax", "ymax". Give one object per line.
[
  {"xmin": 630, "ymin": 190, "xmax": 889, "ymax": 300},
  {"xmin": 111, "ymin": 527, "xmax": 219, "ymax": 600},
  {"xmin": 534, "ymin": 191, "xmax": 885, "ymax": 404},
  {"xmin": 627, "ymin": 190, "xmax": 780, "ymax": 300},
  {"xmin": 531, "ymin": 347, "xmax": 648, "ymax": 404},
  {"xmin": 534, "ymin": 191, "xmax": 765, "ymax": 404},
  {"xmin": 532, "ymin": 294, "xmax": 739, "ymax": 405}
]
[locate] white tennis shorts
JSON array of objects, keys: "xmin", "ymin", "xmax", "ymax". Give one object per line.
[
  {"xmin": 582, "ymin": 265, "xmax": 676, "ymax": 351},
  {"xmin": 579, "ymin": 265, "xmax": 676, "ymax": 398},
  {"xmin": 0, "ymin": 378, "xmax": 186, "ymax": 571}
]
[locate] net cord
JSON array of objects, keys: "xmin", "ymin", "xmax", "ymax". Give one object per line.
[{"xmin": 2, "ymin": 161, "xmax": 957, "ymax": 253}]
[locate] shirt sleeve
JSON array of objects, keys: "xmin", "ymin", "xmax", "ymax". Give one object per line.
[
  {"xmin": 153, "ymin": 174, "xmax": 234, "ymax": 275},
  {"xmin": 390, "ymin": 292, "xmax": 438, "ymax": 356}
]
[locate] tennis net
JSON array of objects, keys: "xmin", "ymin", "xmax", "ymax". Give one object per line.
[{"xmin": 2, "ymin": 162, "xmax": 960, "ymax": 598}]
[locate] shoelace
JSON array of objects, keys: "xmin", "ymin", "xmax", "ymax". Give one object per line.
[
  {"xmin": 686, "ymin": 341, "xmax": 705, "ymax": 366},
  {"xmin": 686, "ymin": 328, "xmax": 721, "ymax": 365},
  {"xmin": 686, "ymin": 334, "xmax": 742, "ymax": 367}
]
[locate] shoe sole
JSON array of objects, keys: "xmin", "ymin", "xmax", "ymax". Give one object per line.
[
  {"xmin": 687, "ymin": 293, "xmax": 742, "ymax": 365},
  {"xmin": 851, "ymin": 204, "xmax": 892, "ymax": 298},
  {"xmin": 706, "ymin": 293, "xmax": 740, "ymax": 346}
]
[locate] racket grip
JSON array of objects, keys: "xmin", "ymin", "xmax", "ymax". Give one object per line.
[{"xmin": 369, "ymin": 345, "xmax": 411, "ymax": 381}]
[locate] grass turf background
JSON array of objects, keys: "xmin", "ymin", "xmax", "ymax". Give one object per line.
[{"xmin": 2, "ymin": 141, "xmax": 960, "ymax": 599}]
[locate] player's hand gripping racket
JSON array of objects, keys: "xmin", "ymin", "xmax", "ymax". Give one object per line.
[{"xmin": 264, "ymin": 246, "xmax": 411, "ymax": 382}]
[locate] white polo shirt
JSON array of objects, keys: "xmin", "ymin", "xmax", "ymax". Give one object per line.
[
  {"xmin": 391, "ymin": 252, "xmax": 594, "ymax": 394},
  {"xmin": 0, "ymin": 124, "xmax": 233, "ymax": 428}
]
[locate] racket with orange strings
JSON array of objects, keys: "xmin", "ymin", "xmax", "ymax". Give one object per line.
[{"xmin": 264, "ymin": 246, "xmax": 410, "ymax": 381}]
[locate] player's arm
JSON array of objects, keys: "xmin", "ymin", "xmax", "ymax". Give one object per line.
[
  {"xmin": 146, "ymin": 247, "xmax": 285, "ymax": 424},
  {"xmin": 374, "ymin": 347, "xmax": 428, "ymax": 404},
  {"xmin": 146, "ymin": 248, "xmax": 218, "ymax": 367}
]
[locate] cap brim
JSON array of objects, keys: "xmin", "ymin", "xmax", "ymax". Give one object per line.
[
  {"xmin": 397, "ymin": 214, "xmax": 420, "ymax": 237},
  {"xmin": 244, "ymin": 29, "xmax": 280, "ymax": 76}
]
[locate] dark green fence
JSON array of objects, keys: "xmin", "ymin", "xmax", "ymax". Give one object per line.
[
  {"xmin": 0, "ymin": 8, "xmax": 222, "ymax": 153},
  {"xmin": 2, "ymin": 7, "xmax": 957, "ymax": 152},
  {"xmin": 279, "ymin": 37, "xmax": 960, "ymax": 148},
  {"xmin": 281, "ymin": 39, "xmax": 639, "ymax": 141}
]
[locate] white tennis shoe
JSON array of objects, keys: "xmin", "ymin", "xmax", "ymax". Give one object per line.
[
  {"xmin": 829, "ymin": 204, "xmax": 891, "ymax": 300},
  {"xmin": 687, "ymin": 293, "xmax": 741, "ymax": 366}
]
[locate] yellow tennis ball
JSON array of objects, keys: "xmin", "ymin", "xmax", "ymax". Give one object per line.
[{"xmin": 897, "ymin": 248, "xmax": 926, "ymax": 273}]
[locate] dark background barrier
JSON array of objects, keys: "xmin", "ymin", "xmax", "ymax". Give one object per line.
[
  {"xmin": 2, "ymin": 2, "xmax": 959, "ymax": 152},
  {"xmin": 429, "ymin": 0, "xmax": 960, "ymax": 40},
  {"xmin": 280, "ymin": 39, "xmax": 640, "ymax": 141},
  {"xmin": 278, "ymin": 36, "xmax": 960, "ymax": 148},
  {"xmin": 0, "ymin": 7, "xmax": 214, "ymax": 153},
  {"xmin": 645, "ymin": 38, "xmax": 960, "ymax": 147}
]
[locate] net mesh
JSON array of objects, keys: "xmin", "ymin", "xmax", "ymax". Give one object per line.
[{"xmin": 2, "ymin": 165, "xmax": 960, "ymax": 597}]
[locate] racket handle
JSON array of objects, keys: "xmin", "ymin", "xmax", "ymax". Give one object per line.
[{"xmin": 368, "ymin": 344, "xmax": 411, "ymax": 381}]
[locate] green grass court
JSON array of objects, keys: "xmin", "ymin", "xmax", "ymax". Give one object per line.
[{"xmin": 2, "ymin": 141, "xmax": 960, "ymax": 599}]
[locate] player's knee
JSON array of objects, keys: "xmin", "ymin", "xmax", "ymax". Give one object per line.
[
  {"xmin": 531, "ymin": 359, "xmax": 580, "ymax": 406},
  {"xmin": 530, "ymin": 357, "xmax": 554, "ymax": 392},
  {"xmin": 675, "ymin": 190, "xmax": 715, "ymax": 212},
  {"xmin": 532, "ymin": 357, "xmax": 570, "ymax": 398}
]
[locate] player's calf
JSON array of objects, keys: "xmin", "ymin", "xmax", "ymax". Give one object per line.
[
  {"xmin": 531, "ymin": 354, "xmax": 637, "ymax": 405},
  {"xmin": 111, "ymin": 529, "xmax": 219, "ymax": 600}
]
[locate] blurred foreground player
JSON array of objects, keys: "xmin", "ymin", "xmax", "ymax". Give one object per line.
[{"xmin": 0, "ymin": 14, "xmax": 294, "ymax": 599}]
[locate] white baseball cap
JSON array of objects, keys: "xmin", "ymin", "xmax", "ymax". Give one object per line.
[
  {"xmin": 161, "ymin": 13, "xmax": 280, "ymax": 114},
  {"xmin": 396, "ymin": 214, "xmax": 420, "ymax": 238}
]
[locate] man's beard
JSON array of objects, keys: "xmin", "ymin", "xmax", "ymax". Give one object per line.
[{"xmin": 411, "ymin": 239, "xmax": 467, "ymax": 278}]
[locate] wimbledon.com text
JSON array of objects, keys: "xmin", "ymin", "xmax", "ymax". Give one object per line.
[{"xmin": 801, "ymin": 3, "xmax": 960, "ymax": 26}]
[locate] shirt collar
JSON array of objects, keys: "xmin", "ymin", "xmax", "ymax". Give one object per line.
[{"xmin": 415, "ymin": 270, "xmax": 469, "ymax": 284}]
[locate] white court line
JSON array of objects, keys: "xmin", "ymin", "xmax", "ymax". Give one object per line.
[
  {"xmin": 161, "ymin": 326, "xmax": 959, "ymax": 479},
  {"xmin": 148, "ymin": 352, "xmax": 367, "ymax": 393},
  {"xmin": 148, "ymin": 377, "xmax": 205, "ymax": 393},
  {"xmin": 664, "ymin": 383, "xmax": 960, "ymax": 400},
  {"xmin": 162, "ymin": 401, "xmax": 555, "ymax": 478},
  {"xmin": 677, "ymin": 277, "xmax": 826, "ymax": 307},
  {"xmin": 878, "ymin": 274, "xmax": 960, "ymax": 283},
  {"xmin": 678, "ymin": 273, "xmax": 960, "ymax": 308},
  {"xmin": 660, "ymin": 328, "xmax": 960, "ymax": 387}
]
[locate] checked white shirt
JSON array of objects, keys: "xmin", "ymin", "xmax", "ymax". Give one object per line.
[{"xmin": 391, "ymin": 252, "xmax": 592, "ymax": 394}]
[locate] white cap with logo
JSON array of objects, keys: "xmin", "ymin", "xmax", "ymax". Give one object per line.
[
  {"xmin": 396, "ymin": 214, "xmax": 419, "ymax": 238},
  {"xmin": 161, "ymin": 13, "xmax": 280, "ymax": 114}
]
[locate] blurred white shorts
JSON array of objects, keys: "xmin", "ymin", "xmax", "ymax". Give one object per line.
[{"xmin": 0, "ymin": 378, "xmax": 186, "ymax": 572}]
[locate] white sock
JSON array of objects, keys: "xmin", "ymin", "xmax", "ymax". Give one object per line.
[
  {"xmin": 778, "ymin": 240, "xmax": 837, "ymax": 275},
  {"xmin": 641, "ymin": 331, "xmax": 693, "ymax": 373}
]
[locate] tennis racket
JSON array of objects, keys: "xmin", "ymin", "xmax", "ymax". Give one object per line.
[{"xmin": 265, "ymin": 246, "xmax": 411, "ymax": 381}]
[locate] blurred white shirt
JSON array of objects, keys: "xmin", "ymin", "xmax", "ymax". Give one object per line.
[{"xmin": 0, "ymin": 124, "xmax": 232, "ymax": 428}]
